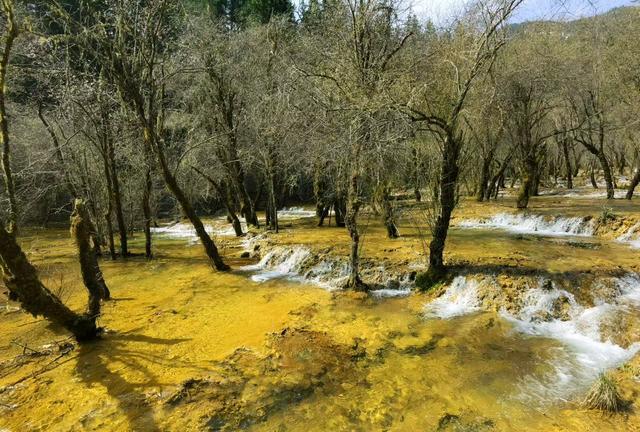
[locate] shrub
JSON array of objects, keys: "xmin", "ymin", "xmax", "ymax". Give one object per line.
[{"xmin": 582, "ymin": 373, "xmax": 626, "ymax": 413}]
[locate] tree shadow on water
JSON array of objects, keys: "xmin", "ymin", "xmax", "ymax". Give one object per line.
[{"xmin": 75, "ymin": 331, "xmax": 192, "ymax": 431}]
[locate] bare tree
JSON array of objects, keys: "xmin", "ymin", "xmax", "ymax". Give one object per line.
[
  {"xmin": 407, "ymin": 0, "xmax": 525, "ymax": 283},
  {"xmin": 0, "ymin": 0, "xmax": 21, "ymax": 236}
]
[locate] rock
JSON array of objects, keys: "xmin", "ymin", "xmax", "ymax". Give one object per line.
[
  {"xmin": 240, "ymin": 251, "xmax": 250, "ymax": 258},
  {"xmin": 385, "ymin": 279, "xmax": 400, "ymax": 290},
  {"xmin": 541, "ymin": 280, "xmax": 554, "ymax": 291},
  {"xmin": 551, "ymin": 295, "xmax": 572, "ymax": 321}
]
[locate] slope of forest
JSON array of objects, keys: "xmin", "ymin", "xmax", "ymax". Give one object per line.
[{"xmin": 1, "ymin": 0, "xmax": 640, "ymax": 431}]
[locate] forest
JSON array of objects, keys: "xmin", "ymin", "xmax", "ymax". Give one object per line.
[{"xmin": 1, "ymin": 0, "xmax": 640, "ymax": 430}]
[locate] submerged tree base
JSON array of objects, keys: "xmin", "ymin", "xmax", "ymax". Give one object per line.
[{"xmin": 415, "ymin": 266, "xmax": 450, "ymax": 292}]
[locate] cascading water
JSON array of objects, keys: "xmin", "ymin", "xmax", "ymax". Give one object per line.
[
  {"xmin": 277, "ymin": 207, "xmax": 317, "ymax": 219},
  {"xmin": 423, "ymin": 276, "xmax": 482, "ymax": 318},
  {"xmin": 150, "ymin": 222, "xmax": 215, "ymax": 243},
  {"xmin": 240, "ymin": 246, "xmax": 410, "ymax": 296},
  {"xmin": 150, "ymin": 220, "xmax": 248, "ymax": 242},
  {"xmin": 459, "ymin": 213, "xmax": 595, "ymax": 237},
  {"xmin": 241, "ymin": 247, "xmax": 313, "ymax": 283},
  {"xmin": 424, "ymin": 275, "xmax": 640, "ymax": 403},
  {"xmin": 617, "ymin": 222, "xmax": 640, "ymax": 249},
  {"xmin": 151, "ymin": 208, "xmax": 314, "ymax": 243}
]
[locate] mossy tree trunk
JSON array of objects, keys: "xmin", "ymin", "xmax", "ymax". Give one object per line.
[
  {"xmin": 560, "ymin": 135, "xmax": 573, "ymax": 189},
  {"xmin": 102, "ymin": 154, "xmax": 117, "ymax": 260},
  {"xmin": 0, "ymin": 1, "xmax": 19, "ymax": 237},
  {"xmin": 476, "ymin": 151, "xmax": 493, "ymax": 202},
  {"xmin": 71, "ymin": 199, "xmax": 111, "ymax": 309},
  {"xmin": 626, "ymin": 168, "xmax": 640, "ymax": 200},
  {"xmin": 142, "ymin": 138, "xmax": 153, "ymax": 258},
  {"xmin": 107, "ymin": 126, "xmax": 129, "ymax": 258},
  {"xmin": 380, "ymin": 186, "xmax": 399, "ymax": 238},
  {"xmin": 0, "ymin": 218, "xmax": 99, "ymax": 342},
  {"xmin": 486, "ymin": 153, "xmax": 512, "ymax": 200},
  {"xmin": 413, "ymin": 148, "xmax": 422, "ymax": 202},
  {"xmin": 148, "ymin": 128, "xmax": 230, "ymax": 271},
  {"xmin": 428, "ymin": 132, "xmax": 461, "ymax": 274},
  {"xmin": 345, "ymin": 174, "xmax": 364, "ymax": 291},
  {"xmin": 344, "ymin": 139, "xmax": 366, "ymax": 291}
]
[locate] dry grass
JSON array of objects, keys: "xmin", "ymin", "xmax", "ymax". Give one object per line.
[{"xmin": 582, "ymin": 373, "xmax": 626, "ymax": 413}]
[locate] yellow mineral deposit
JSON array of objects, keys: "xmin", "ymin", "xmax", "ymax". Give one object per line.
[{"xmin": 1, "ymin": 197, "xmax": 639, "ymax": 431}]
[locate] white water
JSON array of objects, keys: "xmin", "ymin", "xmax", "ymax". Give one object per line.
[
  {"xmin": 617, "ymin": 222, "xmax": 640, "ymax": 249},
  {"xmin": 424, "ymin": 275, "xmax": 640, "ymax": 402},
  {"xmin": 150, "ymin": 222, "xmax": 215, "ymax": 243},
  {"xmin": 240, "ymin": 246, "xmax": 410, "ymax": 296},
  {"xmin": 277, "ymin": 207, "xmax": 316, "ymax": 219},
  {"xmin": 540, "ymin": 186, "xmax": 637, "ymax": 199},
  {"xmin": 459, "ymin": 213, "xmax": 595, "ymax": 237},
  {"xmin": 150, "ymin": 220, "xmax": 248, "ymax": 242},
  {"xmin": 423, "ymin": 276, "xmax": 482, "ymax": 318},
  {"xmin": 241, "ymin": 247, "xmax": 314, "ymax": 283},
  {"xmin": 150, "ymin": 208, "xmax": 315, "ymax": 242}
]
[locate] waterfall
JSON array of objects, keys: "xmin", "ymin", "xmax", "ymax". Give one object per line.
[
  {"xmin": 459, "ymin": 213, "xmax": 595, "ymax": 237},
  {"xmin": 424, "ymin": 274, "xmax": 640, "ymax": 401}
]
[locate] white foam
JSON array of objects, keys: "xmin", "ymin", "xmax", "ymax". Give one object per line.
[
  {"xmin": 425, "ymin": 275, "xmax": 640, "ymax": 402},
  {"xmin": 423, "ymin": 276, "xmax": 481, "ymax": 318},
  {"xmin": 241, "ymin": 247, "xmax": 312, "ymax": 282},
  {"xmin": 503, "ymin": 280, "xmax": 640, "ymax": 401},
  {"xmin": 459, "ymin": 213, "xmax": 594, "ymax": 237},
  {"xmin": 617, "ymin": 222, "xmax": 640, "ymax": 249},
  {"xmin": 277, "ymin": 207, "xmax": 316, "ymax": 219},
  {"xmin": 240, "ymin": 246, "xmax": 410, "ymax": 296},
  {"xmin": 151, "ymin": 220, "xmax": 247, "ymax": 242},
  {"xmin": 541, "ymin": 187, "xmax": 636, "ymax": 199}
]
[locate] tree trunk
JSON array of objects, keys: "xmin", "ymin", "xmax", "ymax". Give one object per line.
[
  {"xmin": 590, "ymin": 166, "xmax": 598, "ymax": 189},
  {"xmin": 317, "ymin": 205, "xmax": 330, "ymax": 226},
  {"xmin": 598, "ymin": 152, "xmax": 615, "ymax": 199},
  {"xmin": 626, "ymin": 168, "xmax": 640, "ymax": 200},
  {"xmin": 476, "ymin": 156, "xmax": 491, "ymax": 202},
  {"xmin": 344, "ymin": 146, "xmax": 366, "ymax": 291},
  {"xmin": 517, "ymin": 178, "xmax": 532, "ymax": 209},
  {"xmin": 236, "ymin": 176, "xmax": 259, "ymax": 228},
  {"xmin": 108, "ymin": 136, "xmax": 128, "ymax": 258},
  {"xmin": 142, "ymin": 142, "xmax": 153, "ymax": 259},
  {"xmin": 192, "ymin": 166, "xmax": 244, "ymax": 237},
  {"xmin": 486, "ymin": 154, "xmax": 512, "ymax": 200},
  {"xmin": 71, "ymin": 200, "xmax": 110, "ymax": 308},
  {"xmin": 150, "ymin": 130, "xmax": 229, "ymax": 270},
  {"xmin": 517, "ymin": 156, "xmax": 536, "ymax": 209},
  {"xmin": 413, "ymin": 148, "xmax": 422, "ymax": 202},
  {"xmin": 101, "ymin": 151, "xmax": 117, "ymax": 260},
  {"xmin": 0, "ymin": 11, "xmax": 18, "ymax": 237},
  {"xmin": 0, "ymin": 221, "xmax": 98, "ymax": 342},
  {"xmin": 382, "ymin": 187, "xmax": 399, "ymax": 238},
  {"xmin": 266, "ymin": 171, "xmax": 279, "ymax": 233},
  {"xmin": 561, "ymin": 137, "xmax": 573, "ymax": 189},
  {"xmin": 334, "ymin": 195, "xmax": 346, "ymax": 228},
  {"xmin": 428, "ymin": 133, "xmax": 460, "ymax": 275}
]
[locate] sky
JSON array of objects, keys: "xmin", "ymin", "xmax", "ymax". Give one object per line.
[{"xmin": 409, "ymin": 0, "xmax": 637, "ymax": 25}]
